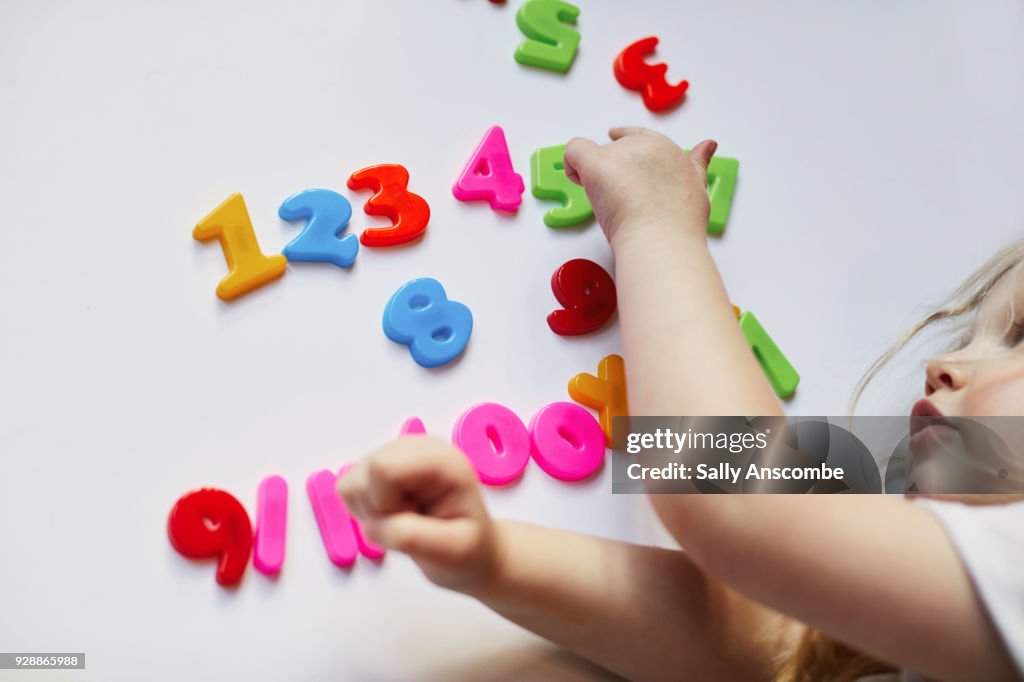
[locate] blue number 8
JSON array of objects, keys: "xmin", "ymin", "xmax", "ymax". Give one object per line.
[
  {"xmin": 383, "ymin": 278, "xmax": 473, "ymax": 368},
  {"xmin": 279, "ymin": 189, "xmax": 359, "ymax": 268}
]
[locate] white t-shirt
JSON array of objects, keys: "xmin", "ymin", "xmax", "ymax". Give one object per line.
[{"xmin": 910, "ymin": 498, "xmax": 1024, "ymax": 680}]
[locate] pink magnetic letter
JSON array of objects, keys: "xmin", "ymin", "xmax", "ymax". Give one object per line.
[
  {"xmin": 529, "ymin": 402, "xmax": 606, "ymax": 481},
  {"xmin": 253, "ymin": 475, "xmax": 287, "ymax": 575},
  {"xmin": 307, "ymin": 469, "xmax": 360, "ymax": 567},
  {"xmin": 452, "ymin": 402, "xmax": 531, "ymax": 485},
  {"xmin": 400, "ymin": 417, "xmax": 427, "ymax": 436},
  {"xmin": 337, "ymin": 463, "xmax": 386, "ymax": 559},
  {"xmin": 452, "ymin": 126, "xmax": 524, "ymax": 212}
]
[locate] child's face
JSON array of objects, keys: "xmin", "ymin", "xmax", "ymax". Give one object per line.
[
  {"xmin": 907, "ymin": 262, "xmax": 1024, "ymax": 493},
  {"xmin": 922, "ymin": 262, "xmax": 1024, "ymax": 417}
]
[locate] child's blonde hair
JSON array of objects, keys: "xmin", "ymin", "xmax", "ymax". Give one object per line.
[
  {"xmin": 778, "ymin": 237, "xmax": 1024, "ymax": 681},
  {"xmin": 849, "ymin": 238, "xmax": 1024, "ymax": 415}
]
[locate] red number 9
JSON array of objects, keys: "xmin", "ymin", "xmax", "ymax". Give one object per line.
[
  {"xmin": 547, "ymin": 258, "xmax": 617, "ymax": 336},
  {"xmin": 167, "ymin": 488, "xmax": 253, "ymax": 586}
]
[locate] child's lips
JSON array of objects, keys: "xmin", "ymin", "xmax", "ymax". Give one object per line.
[
  {"xmin": 909, "ymin": 399, "xmax": 961, "ymax": 457},
  {"xmin": 910, "ymin": 399, "xmax": 957, "ymax": 437}
]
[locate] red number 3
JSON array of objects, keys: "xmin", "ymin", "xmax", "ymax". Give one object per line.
[{"xmin": 347, "ymin": 164, "xmax": 431, "ymax": 247}]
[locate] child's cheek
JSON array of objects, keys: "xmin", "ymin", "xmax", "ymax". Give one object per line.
[{"xmin": 962, "ymin": 362, "xmax": 1024, "ymax": 416}]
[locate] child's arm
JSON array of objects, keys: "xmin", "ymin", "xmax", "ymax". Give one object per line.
[
  {"xmin": 564, "ymin": 127, "xmax": 783, "ymax": 417},
  {"xmin": 338, "ymin": 437, "xmax": 788, "ymax": 682},
  {"xmin": 565, "ymin": 129, "xmax": 1017, "ymax": 681},
  {"xmin": 653, "ymin": 495, "xmax": 1018, "ymax": 682}
]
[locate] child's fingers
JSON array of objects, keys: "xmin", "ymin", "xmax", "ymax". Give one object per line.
[
  {"xmin": 608, "ymin": 125, "xmax": 658, "ymax": 140},
  {"xmin": 687, "ymin": 139, "xmax": 719, "ymax": 183},
  {"xmin": 363, "ymin": 513, "xmax": 482, "ymax": 566},
  {"xmin": 362, "ymin": 437, "xmax": 477, "ymax": 517},
  {"xmin": 337, "ymin": 465, "xmax": 372, "ymax": 520},
  {"xmin": 564, "ymin": 136, "xmax": 600, "ymax": 185}
]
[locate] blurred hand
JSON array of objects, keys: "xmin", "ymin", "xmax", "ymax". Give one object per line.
[
  {"xmin": 564, "ymin": 127, "xmax": 716, "ymax": 245},
  {"xmin": 337, "ymin": 437, "xmax": 500, "ymax": 595}
]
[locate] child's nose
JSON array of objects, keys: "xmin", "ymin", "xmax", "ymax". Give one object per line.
[{"xmin": 924, "ymin": 356, "xmax": 969, "ymax": 396}]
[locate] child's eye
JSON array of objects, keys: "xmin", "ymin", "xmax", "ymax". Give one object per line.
[{"xmin": 1009, "ymin": 319, "xmax": 1024, "ymax": 346}]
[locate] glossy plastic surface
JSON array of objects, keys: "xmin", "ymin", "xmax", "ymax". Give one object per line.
[
  {"xmin": 347, "ymin": 164, "xmax": 430, "ymax": 247},
  {"xmin": 279, "ymin": 189, "xmax": 359, "ymax": 268},
  {"xmin": 738, "ymin": 311, "xmax": 800, "ymax": 398},
  {"xmin": 306, "ymin": 469, "xmax": 360, "ymax": 567},
  {"xmin": 682, "ymin": 150, "xmax": 739, "ymax": 236},
  {"xmin": 399, "ymin": 417, "xmax": 427, "ymax": 436},
  {"xmin": 705, "ymin": 155, "xmax": 739, "ymax": 236},
  {"xmin": 613, "ymin": 36, "xmax": 689, "ymax": 112},
  {"xmin": 253, "ymin": 475, "xmax": 287, "ymax": 575},
  {"xmin": 452, "ymin": 403, "xmax": 531, "ymax": 485},
  {"xmin": 530, "ymin": 144, "xmax": 592, "ymax": 228},
  {"xmin": 528, "ymin": 402, "xmax": 605, "ymax": 481},
  {"xmin": 453, "ymin": 126, "xmax": 524, "ymax": 212},
  {"xmin": 167, "ymin": 488, "xmax": 253, "ymax": 586},
  {"xmin": 568, "ymin": 354, "xmax": 628, "ymax": 447},
  {"xmin": 513, "ymin": 0, "xmax": 581, "ymax": 73},
  {"xmin": 193, "ymin": 193, "xmax": 287, "ymax": 301},
  {"xmin": 547, "ymin": 258, "xmax": 616, "ymax": 335},
  {"xmin": 383, "ymin": 278, "xmax": 473, "ymax": 368}
]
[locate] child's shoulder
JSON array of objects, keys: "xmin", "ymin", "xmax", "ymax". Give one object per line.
[{"xmin": 913, "ymin": 497, "xmax": 1024, "ymax": 678}]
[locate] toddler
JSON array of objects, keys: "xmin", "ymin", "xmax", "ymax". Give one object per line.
[{"xmin": 339, "ymin": 128, "xmax": 1024, "ymax": 682}]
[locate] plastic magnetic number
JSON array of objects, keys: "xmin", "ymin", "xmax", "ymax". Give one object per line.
[
  {"xmin": 706, "ymin": 155, "xmax": 739, "ymax": 236},
  {"xmin": 531, "ymin": 145, "xmax": 593, "ymax": 228},
  {"xmin": 453, "ymin": 403, "xmax": 531, "ymax": 485},
  {"xmin": 738, "ymin": 311, "xmax": 800, "ymax": 399},
  {"xmin": 514, "ymin": 0, "xmax": 581, "ymax": 73},
  {"xmin": 568, "ymin": 354, "xmax": 628, "ymax": 447},
  {"xmin": 347, "ymin": 164, "xmax": 430, "ymax": 247},
  {"xmin": 683, "ymin": 151, "xmax": 739, "ymax": 236},
  {"xmin": 383, "ymin": 278, "xmax": 473, "ymax": 368},
  {"xmin": 613, "ymin": 36, "xmax": 689, "ymax": 113},
  {"xmin": 452, "ymin": 126, "xmax": 524, "ymax": 212},
  {"xmin": 307, "ymin": 468, "xmax": 384, "ymax": 566},
  {"xmin": 548, "ymin": 258, "xmax": 616, "ymax": 335},
  {"xmin": 529, "ymin": 402, "xmax": 605, "ymax": 481},
  {"xmin": 193, "ymin": 193, "xmax": 287, "ymax": 301},
  {"xmin": 278, "ymin": 189, "xmax": 358, "ymax": 268},
  {"xmin": 167, "ymin": 488, "xmax": 253, "ymax": 586},
  {"xmin": 253, "ymin": 475, "xmax": 287, "ymax": 576}
]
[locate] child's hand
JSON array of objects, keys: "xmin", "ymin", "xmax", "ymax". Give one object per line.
[
  {"xmin": 564, "ymin": 127, "xmax": 717, "ymax": 245},
  {"xmin": 337, "ymin": 437, "xmax": 500, "ymax": 595}
]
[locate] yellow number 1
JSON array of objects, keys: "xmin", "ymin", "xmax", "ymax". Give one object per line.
[{"xmin": 193, "ymin": 193, "xmax": 287, "ymax": 301}]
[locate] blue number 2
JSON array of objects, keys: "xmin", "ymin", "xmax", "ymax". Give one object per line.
[
  {"xmin": 279, "ymin": 189, "xmax": 359, "ymax": 268},
  {"xmin": 383, "ymin": 278, "xmax": 473, "ymax": 368}
]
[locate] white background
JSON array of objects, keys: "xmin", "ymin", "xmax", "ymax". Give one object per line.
[{"xmin": 1, "ymin": 1, "xmax": 1022, "ymax": 680}]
